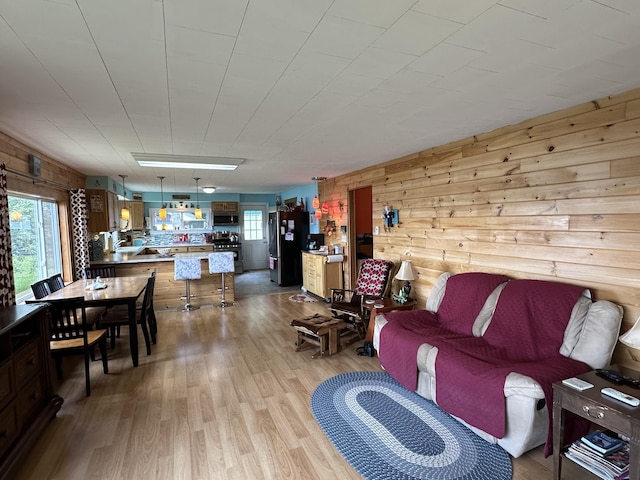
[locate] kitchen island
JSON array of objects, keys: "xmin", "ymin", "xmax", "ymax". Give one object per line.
[{"xmin": 91, "ymin": 247, "xmax": 234, "ymax": 309}]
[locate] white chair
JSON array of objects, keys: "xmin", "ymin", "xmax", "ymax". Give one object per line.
[
  {"xmin": 208, "ymin": 252, "xmax": 235, "ymax": 307},
  {"xmin": 174, "ymin": 258, "xmax": 201, "ymax": 311}
]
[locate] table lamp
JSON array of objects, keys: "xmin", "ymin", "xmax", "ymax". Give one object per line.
[
  {"xmin": 394, "ymin": 260, "xmax": 416, "ymax": 302},
  {"xmin": 619, "ymin": 316, "xmax": 640, "ymax": 361}
]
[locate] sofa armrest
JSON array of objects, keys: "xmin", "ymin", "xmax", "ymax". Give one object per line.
[{"xmin": 504, "ymin": 373, "xmax": 545, "ymax": 399}]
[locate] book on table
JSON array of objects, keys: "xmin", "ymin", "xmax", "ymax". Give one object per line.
[
  {"xmin": 581, "ymin": 430, "xmax": 624, "ymax": 455},
  {"xmin": 564, "ymin": 432, "xmax": 629, "ymax": 480}
]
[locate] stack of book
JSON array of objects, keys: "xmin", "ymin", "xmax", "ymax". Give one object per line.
[{"xmin": 565, "ymin": 430, "xmax": 629, "ymax": 480}]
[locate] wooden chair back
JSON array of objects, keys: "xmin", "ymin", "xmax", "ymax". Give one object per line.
[
  {"xmin": 49, "ymin": 297, "xmax": 88, "ymax": 343},
  {"xmin": 47, "ymin": 273, "xmax": 65, "ymax": 292},
  {"xmin": 85, "ymin": 266, "xmax": 116, "ymax": 279},
  {"xmin": 31, "ymin": 280, "xmax": 52, "ymax": 299}
]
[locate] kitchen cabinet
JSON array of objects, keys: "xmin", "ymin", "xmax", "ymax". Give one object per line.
[
  {"xmin": 0, "ymin": 304, "xmax": 62, "ymax": 480},
  {"xmin": 86, "ymin": 189, "xmax": 120, "ymax": 232},
  {"xmin": 302, "ymin": 252, "xmax": 343, "ymax": 300},
  {"xmin": 211, "ymin": 202, "xmax": 238, "ymax": 213},
  {"xmin": 127, "ymin": 200, "xmax": 144, "ymax": 231}
]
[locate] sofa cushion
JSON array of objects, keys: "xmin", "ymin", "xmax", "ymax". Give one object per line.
[
  {"xmin": 569, "ymin": 300, "xmax": 623, "ymax": 369},
  {"xmin": 436, "ymin": 272, "xmax": 510, "ymax": 336},
  {"xmin": 425, "ymin": 272, "xmax": 451, "ymax": 312},
  {"xmin": 560, "ymin": 293, "xmax": 592, "ymax": 357}
]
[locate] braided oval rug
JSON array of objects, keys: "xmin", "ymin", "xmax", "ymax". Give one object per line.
[{"xmin": 311, "ymin": 371, "xmax": 512, "ymax": 480}]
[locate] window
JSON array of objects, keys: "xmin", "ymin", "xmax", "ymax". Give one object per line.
[
  {"xmin": 243, "ymin": 210, "xmax": 262, "ymax": 240},
  {"xmin": 148, "ymin": 208, "xmax": 211, "ymax": 231},
  {"xmin": 9, "ymin": 194, "xmax": 62, "ymax": 303}
]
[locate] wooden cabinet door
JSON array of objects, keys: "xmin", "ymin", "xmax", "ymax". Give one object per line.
[
  {"xmin": 129, "ymin": 201, "xmax": 144, "ymax": 230},
  {"xmin": 86, "ymin": 189, "xmax": 109, "ymax": 232},
  {"xmin": 108, "ymin": 191, "xmax": 120, "ymax": 231}
]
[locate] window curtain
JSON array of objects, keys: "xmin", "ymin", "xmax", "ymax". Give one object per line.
[
  {"xmin": 70, "ymin": 189, "xmax": 90, "ymax": 281},
  {"xmin": 0, "ymin": 163, "xmax": 16, "ymax": 306}
]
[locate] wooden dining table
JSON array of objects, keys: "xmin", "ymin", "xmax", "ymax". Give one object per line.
[{"xmin": 27, "ymin": 275, "xmax": 148, "ymax": 367}]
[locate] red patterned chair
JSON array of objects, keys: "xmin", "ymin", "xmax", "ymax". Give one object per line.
[{"xmin": 328, "ymin": 259, "xmax": 394, "ymax": 340}]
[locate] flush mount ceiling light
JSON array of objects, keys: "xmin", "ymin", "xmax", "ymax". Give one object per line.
[
  {"xmin": 132, "ymin": 153, "xmax": 244, "ymax": 170},
  {"xmin": 202, "ymin": 186, "xmax": 216, "ymax": 194}
]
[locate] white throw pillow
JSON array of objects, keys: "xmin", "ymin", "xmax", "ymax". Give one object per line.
[
  {"xmin": 425, "ymin": 272, "xmax": 451, "ymax": 312},
  {"xmin": 568, "ymin": 300, "xmax": 623, "ymax": 369}
]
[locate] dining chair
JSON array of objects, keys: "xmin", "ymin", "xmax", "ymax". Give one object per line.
[
  {"xmin": 31, "ymin": 279, "xmax": 52, "ymax": 299},
  {"xmin": 98, "ymin": 274, "xmax": 155, "ymax": 355},
  {"xmin": 46, "ymin": 273, "xmax": 65, "ymax": 292},
  {"xmin": 85, "ymin": 265, "xmax": 116, "ymax": 279},
  {"xmin": 49, "ymin": 297, "xmax": 109, "ymax": 396}
]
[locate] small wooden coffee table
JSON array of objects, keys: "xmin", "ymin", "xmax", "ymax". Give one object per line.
[{"xmin": 291, "ymin": 314, "xmax": 346, "ymax": 359}]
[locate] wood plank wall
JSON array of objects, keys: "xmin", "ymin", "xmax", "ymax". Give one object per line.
[
  {"xmin": 320, "ymin": 87, "xmax": 640, "ymax": 368},
  {"xmin": 1, "ymin": 130, "xmax": 87, "ymax": 282}
]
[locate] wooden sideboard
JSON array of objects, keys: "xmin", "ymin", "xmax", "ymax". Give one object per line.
[{"xmin": 0, "ymin": 304, "xmax": 63, "ymax": 480}]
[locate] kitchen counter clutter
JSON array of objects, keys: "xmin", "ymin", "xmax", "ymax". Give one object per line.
[{"xmin": 91, "ymin": 250, "xmax": 235, "ymax": 309}]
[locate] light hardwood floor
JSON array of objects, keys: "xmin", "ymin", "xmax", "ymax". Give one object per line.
[{"xmin": 14, "ymin": 291, "xmax": 562, "ymax": 480}]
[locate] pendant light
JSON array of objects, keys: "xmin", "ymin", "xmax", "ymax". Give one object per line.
[
  {"xmin": 193, "ymin": 177, "xmax": 202, "ymax": 219},
  {"xmin": 119, "ymin": 175, "xmax": 130, "ymax": 222},
  {"xmin": 158, "ymin": 176, "xmax": 167, "ymax": 220},
  {"xmin": 312, "ymin": 176, "xmax": 326, "ymax": 218}
]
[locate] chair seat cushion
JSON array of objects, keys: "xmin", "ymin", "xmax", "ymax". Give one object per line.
[{"xmin": 50, "ymin": 329, "xmax": 108, "ymax": 350}]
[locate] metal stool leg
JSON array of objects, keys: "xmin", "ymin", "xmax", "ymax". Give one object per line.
[
  {"xmin": 219, "ymin": 272, "xmax": 233, "ymax": 308},
  {"xmin": 181, "ymin": 279, "xmax": 199, "ymax": 311}
]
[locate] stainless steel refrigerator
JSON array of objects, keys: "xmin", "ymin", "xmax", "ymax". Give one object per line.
[{"xmin": 268, "ymin": 210, "xmax": 309, "ymax": 286}]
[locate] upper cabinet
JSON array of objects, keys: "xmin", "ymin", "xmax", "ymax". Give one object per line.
[
  {"xmin": 86, "ymin": 189, "xmax": 120, "ymax": 232},
  {"xmin": 127, "ymin": 200, "xmax": 144, "ymax": 231},
  {"xmin": 211, "ymin": 202, "xmax": 238, "ymax": 213}
]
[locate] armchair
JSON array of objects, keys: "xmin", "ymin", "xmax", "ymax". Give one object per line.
[{"xmin": 328, "ymin": 259, "xmax": 394, "ymax": 339}]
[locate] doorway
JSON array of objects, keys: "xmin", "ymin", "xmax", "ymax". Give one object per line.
[
  {"xmin": 348, "ymin": 186, "xmax": 373, "ymax": 288},
  {"xmin": 240, "ymin": 203, "xmax": 269, "ymax": 271}
]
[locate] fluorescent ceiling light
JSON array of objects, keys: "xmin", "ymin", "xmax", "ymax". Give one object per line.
[{"xmin": 132, "ymin": 153, "xmax": 244, "ymax": 171}]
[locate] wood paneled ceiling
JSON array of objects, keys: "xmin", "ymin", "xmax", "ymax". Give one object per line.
[{"xmin": 1, "ymin": 0, "xmax": 639, "ymax": 194}]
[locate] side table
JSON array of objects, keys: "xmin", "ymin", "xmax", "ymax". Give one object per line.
[
  {"xmin": 553, "ymin": 366, "xmax": 640, "ymax": 480},
  {"xmin": 363, "ymin": 298, "xmax": 417, "ymax": 343}
]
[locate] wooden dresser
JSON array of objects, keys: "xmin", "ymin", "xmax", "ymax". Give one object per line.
[{"xmin": 0, "ymin": 304, "xmax": 63, "ymax": 480}]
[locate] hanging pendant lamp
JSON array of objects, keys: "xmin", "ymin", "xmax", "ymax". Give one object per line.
[
  {"xmin": 312, "ymin": 176, "xmax": 326, "ymax": 217},
  {"xmin": 119, "ymin": 175, "xmax": 130, "ymax": 222},
  {"xmin": 194, "ymin": 177, "xmax": 202, "ymax": 219},
  {"xmin": 158, "ymin": 176, "xmax": 167, "ymax": 220}
]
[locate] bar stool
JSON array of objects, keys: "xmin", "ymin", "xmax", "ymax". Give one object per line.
[
  {"xmin": 174, "ymin": 258, "xmax": 201, "ymax": 311},
  {"xmin": 208, "ymin": 252, "xmax": 234, "ymax": 307}
]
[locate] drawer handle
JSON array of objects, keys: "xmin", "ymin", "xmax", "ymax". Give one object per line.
[{"xmin": 583, "ymin": 405, "xmax": 604, "ymax": 419}]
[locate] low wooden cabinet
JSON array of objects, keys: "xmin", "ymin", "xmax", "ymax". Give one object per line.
[
  {"xmin": 302, "ymin": 252, "xmax": 343, "ymax": 300},
  {"xmin": 0, "ymin": 304, "xmax": 63, "ymax": 480}
]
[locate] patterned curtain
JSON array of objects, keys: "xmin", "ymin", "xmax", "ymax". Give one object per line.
[
  {"xmin": 0, "ymin": 163, "xmax": 16, "ymax": 306},
  {"xmin": 70, "ymin": 189, "xmax": 90, "ymax": 281}
]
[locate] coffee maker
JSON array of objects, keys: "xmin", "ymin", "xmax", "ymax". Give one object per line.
[{"xmin": 306, "ymin": 233, "xmax": 324, "ymax": 251}]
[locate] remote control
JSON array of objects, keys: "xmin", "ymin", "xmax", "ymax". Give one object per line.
[
  {"xmin": 596, "ymin": 369, "xmax": 625, "ymax": 385},
  {"xmin": 596, "ymin": 369, "xmax": 640, "ymax": 388},
  {"xmin": 601, "ymin": 387, "xmax": 640, "ymax": 406},
  {"xmin": 562, "ymin": 377, "xmax": 594, "ymax": 391}
]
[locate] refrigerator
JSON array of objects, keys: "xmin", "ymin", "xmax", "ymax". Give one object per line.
[{"xmin": 268, "ymin": 210, "xmax": 309, "ymax": 286}]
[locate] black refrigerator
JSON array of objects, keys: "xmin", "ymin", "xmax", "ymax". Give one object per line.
[{"xmin": 268, "ymin": 210, "xmax": 309, "ymax": 286}]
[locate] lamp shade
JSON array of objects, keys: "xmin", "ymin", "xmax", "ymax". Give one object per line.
[
  {"xmin": 314, "ymin": 209, "xmax": 322, "ymax": 219},
  {"xmin": 620, "ymin": 316, "xmax": 640, "ymax": 348},
  {"xmin": 312, "ymin": 196, "xmax": 320, "ymax": 209},
  {"xmin": 395, "ymin": 260, "xmax": 416, "ymax": 281}
]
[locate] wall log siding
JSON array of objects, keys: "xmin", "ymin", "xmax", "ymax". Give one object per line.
[{"xmin": 320, "ymin": 87, "xmax": 640, "ymax": 369}]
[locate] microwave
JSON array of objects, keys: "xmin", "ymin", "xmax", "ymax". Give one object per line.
[{"xmin": 213, "ymin": 213, "xmax": 239, "ymax": 226}]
